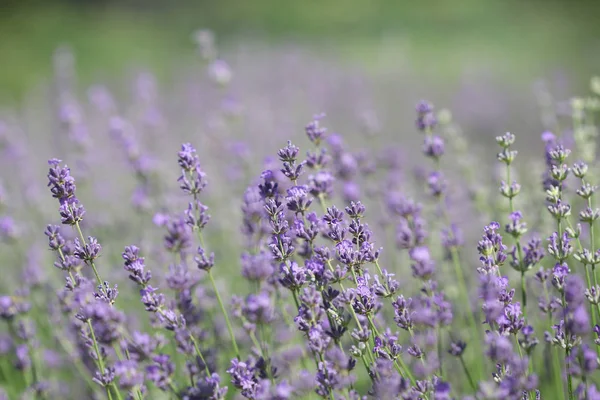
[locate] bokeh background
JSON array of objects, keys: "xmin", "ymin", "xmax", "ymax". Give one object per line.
[{"xmin": 2, "ymin": 0, "xmax": 600, "ymax": 102}]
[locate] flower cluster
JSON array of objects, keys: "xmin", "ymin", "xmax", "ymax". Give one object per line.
[{"xmin": 4, "ymin": 32, "xmax": 600, "ymax": 400}]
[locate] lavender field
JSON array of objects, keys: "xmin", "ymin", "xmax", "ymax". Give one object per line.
[{"xmin": 2, "ymin": 9, "xmax": 600, "ymax": 398}]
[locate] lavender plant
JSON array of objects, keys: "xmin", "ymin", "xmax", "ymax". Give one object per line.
[{"xmin": 2, "ymin": 30, "xmax": 600, "ymax": 400}]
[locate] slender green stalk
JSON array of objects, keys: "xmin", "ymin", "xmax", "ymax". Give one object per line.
[
  {"xmin": 586, "ymin": 189, "xmax": 600, "ymax": 344},
  {"xmin": 443, "ymin": 215, "xmax": 483, "ymax": 380},
  {"xmin": 505, "ymin": 162, "xmax": 527, "ymax": 318},
  {"xmin": 52, "ymin": 250, "xmax": 100, "ymax": 395},
  {"xmin": 558, "ymin": 220, "xmax": 572, "ymax": 400},
  {"xmin": 458, "ymin": 354, "xmax": 477, "ymax": 392},
  {"xmin": 74, "ymin": 220, "xmax": 102, "ymax": 285},
  {"xmin": 189, "ymin": 335, "xmax": 211, "ymax": 376},
  {"xmin": 520, "ymin": 271, "xmax": 527, "ymax": 317},
  {"xmin": 366, "ymin": 314, "xmax": 413, "ymax": 383},
  {"xmin": 437, "ymin": 326, "xmax": 444, "ymax": 377},
  {"xmin": 566, "ymin": 352, "xmax": 574, "ymax": 400},
  {"xmin": 207, "ymin": 269, "xmax": 240, "ymax": 358},
  {"xmin": 258, "ymin": 320, "xmax": 275, "ymax": 384},
  {"xmin": 72, "ymin": 218, "xmax": 126, "ymax": 400},
  {"xmin": 316, "ymin": 352, "xmax": 336, "ymax": 400},
  {"xmin": 87, "ymin": 320, "xmax": 116, "ymax": 400},
  {"xmin": 594, "ymin": 270, "xmax": 600, "ymax": 319}
]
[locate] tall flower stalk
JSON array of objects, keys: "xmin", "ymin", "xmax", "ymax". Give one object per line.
[{"xmin": 177, "ymin": 143, "xmax": 240, "ymax": 359}]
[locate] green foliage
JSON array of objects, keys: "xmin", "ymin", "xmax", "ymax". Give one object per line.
[{"xmin": 1, "ymin": 0, "xmax": 600, "ymax": 102}]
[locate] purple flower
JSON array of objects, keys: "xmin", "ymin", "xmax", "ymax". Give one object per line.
[
  {"xmin": 14, "ymin": 344, "xmax": 30, "ymax": 370},
  {"xmin": 423, "ymin": 135, "xmax": 445, "ymax": 158},
  {"xmin": 308, "ymin": 171, "xmax": 334, "ymax": 199},
  {"xmin": 0, "ymin": 296, "xmax": 16, "ymax": 320},
  {"xmin": 44, "ymin": 225, "xmax": 66, "ymax": 250},
  {"xmin": 286, "ymin": 185, "xmax": 312, "ymax": 214},
  {"xmin": 177, "ymin": 143, "xmax": 207, "ymax": 195},
  {"xmin": 241, "ymin": 252, "xmax": 275, "ymax": 282},
  {"xmin": 164, "ymin": 216, "xmax": 192, "ymax": 253},
  {"xmin": 114, "ymin": 360, "xmax": 144, "ymax": 389},
  {"xmin": 146, "ymin": 354, "xmax": 175, "ymax": 391},
  {"xmin": 415, "ymin": 101, "xmax": 437, "ymax": 131},
  {"xmin": 242, "ymin": 292, "xmax": 275, "ymax": 324},
  {"xmin": 279, "ymin": 261, "xmax": 307, "ymax": 291},
  {"xmin": 477, "ymin": 222, "xmax": 507, "ymax": 272},
  {"xmin": 305, "ymin": 114, "xmax": 327, "ymax": 146},
  {"xmin": 195, "ymin": 246, "xmax": 215, "ymax": 271},
  {"xmin": 59, "ymin": 199, "xmax": 85, "ymax": 225},
  {"xmin": 228, "ymin": 358, "xmax": 258, "ymax": 398},
  {"xmin": 434, "ymin": 381, "xmax": 452, "ymax": 399},
  {"xmin": 441, "ymin": 223, "xmax": 464, "ymax": 249},
  {"xmin": 0, "ymin": 216, "xmax": 17, "ymax": 240},
  {"xmin": 427, "ymin": 171, "xmax": 446, "ymax": 197},
  {"xmin": 522, "ymin": 237, "xmax": 545, "ymax": 270},
  {"xmin": 47, "ymin": 159, "xmax": 76, "ymax": 202},
  {"xmin": 73, "ymin": 236, "xmax": 101, "ymax": 262},
  {"xmin": 278, "ymin": 140, "xmax": 300, "ymax": 163},
  {"xmin": 409, "ymin": 246, "xmax": 435, "ymax": 279},
  {"xmin": 122, "ymin": 246, "xmax": 151, "ymax": 286},
  {"xmin": 497, "ymin": 302, "xmax": 525, "ymax": 335},
  {"xmin": 351, "ymin": 275, "xmax": 376, "ymax": 315}
]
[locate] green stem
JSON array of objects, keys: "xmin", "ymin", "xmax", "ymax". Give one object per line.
[
  {"xmin": 566, "ymin": 348, "xmax": 574, "ymax": 400},
  {"xmin": 207, "ymin": 269, "xmax": 240, "ymax": 358},
  {"xmin": 520, "ymin": 270, "xmax": 527, "ymax": 318},
  {"xmin": 446, "ymin": 225, "xmax": 483, "ymax": 381},
  {"xmin": 258, "ymin": 322, "xmax": 275, "ymax": 384},
  {"xmin": 459, "ymin": 354, "xmax": 477, "ymax": 392},
  {"xmin": 367, "ymin": 314, "xmax": 414, "ymax": 383},
  {"xmin": 74, "ymin": 221, "xmax": 102, "ymax": 285},
  {"xmin": 316, "ymin": 352, "xmax": 336, "ymax": 400},
  {"xmin": 544, "ymin": 275, "xmax": 564, "ymax": 398},
  {"xmin": 87, "ymin": 320, "xmax": 115, "ymax": 400},
  {"xmin": 585, "ymin": 264, "xmax": 599, "ymax": 357},
  {"xmin": 594, "ymin": 268, "xmax": 600, "ymax": 320},
  {"xmin": 189, "ymin": 335, "xmax": 211, "ymax": 376}
]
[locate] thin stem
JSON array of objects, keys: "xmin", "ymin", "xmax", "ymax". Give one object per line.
[
  {"xmin": 543, "ymin": 270, "xmax": 564, "ymax": 398},
  {"xmin": 444, "ymin": 218, "xmax": 483, "ymax": 381},
  {"xmin": 594, "ymin": 268, "xmax": 600, "ymax": 319},
  {"xmin": 557, "ymin": 219, "xmax": 571, "ymax": 400},
  {"xmin": 587, "ymin": 190, "xmax": 600, "ymax": 333},
  {"xmin": 585, "ymin": 264, "xmax": 600, "ymax": 349},
  {"xmin": 291, "ymin": 289, "xmax": 301, "ymax": 311},
  {"xmin": 520, "ymin": 270, "xmax": 527, "ymax": 317},
  {"xmin": 566, "ymin": 214, "xmax": 600, "ymax": 331},
  {"xmin": 87, "ymin": 320, "xmax": 115, "ymax": 400},
  {"xmin": 258, "ymin": 322, "xmax": 275, "ymax": 384},
  {"xmin": 458, "ymin": 354, "xmax": 477, "ymax": 392},
  {"xmin": 316, "ymin": 352, "xmax": 336, "ymax": 400},
  {"xmin": 566, "ymin": 347, "xmax": 574, "ymax": 400},
  {"xmin": 506, "ymin": 162, "xmax": 527, "ymax": 319},
  {"xmin": 207, "ymin": 269, "xmax": 240, "ymax": 358},
  {"xmin": 189, "ymin": 335, "xmax": 211, "ymax": 376},
  {"xmin": 366, "ymin": 314, "xmax": 414, "ymax": 383},
  {"xmin": 74, "ymin": 221, "xmax": 102, "ymax": 285},
  {"xmin": 561, "ymin": 276, "xmax": 573, "ymax": 400},
  {"xmin": 437, "ymin": 326, "xmax": 444, "ymax": 377},
  {"xmin": 329, "ymin": 262, "xmax": 377, "ymax": 367},
  {"xmin": 112, "ymin": 385, "xmax": 124, "ymax": 400}
]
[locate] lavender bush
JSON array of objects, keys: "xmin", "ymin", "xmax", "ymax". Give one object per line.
[{"xmin": 1, "ymin": 30, "xmax": 600, "ymax": 400}]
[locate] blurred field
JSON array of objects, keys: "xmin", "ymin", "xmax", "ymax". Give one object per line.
[
  {"xmin": 1, "ymin": 0, "xmax": 600, "ymax": 103},
  {"xmin": 2, "ymin": 1, "xmax": 600, "ymax": 398}
]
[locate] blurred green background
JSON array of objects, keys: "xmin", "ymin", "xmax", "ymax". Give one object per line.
[{"xmin": 1, "ymin": 0, "xmax": 600, "ymax": 103}]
